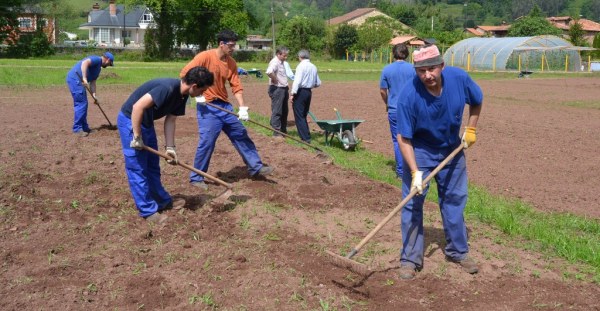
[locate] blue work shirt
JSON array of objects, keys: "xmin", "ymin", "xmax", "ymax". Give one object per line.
[
  {"xmin": 379, "ymin": 60, "xmax": 415, "ymax": 113},
  {"xmin": 67, "ymin": 55, "xmax": 103, "ymax": 82},
  {"xmin": 120, "ymin": 78, "xmax": 187, "ymax": 128},
  {"xmin": 397, "ymin": 66, "xmax": 483, "ymax": 150}
]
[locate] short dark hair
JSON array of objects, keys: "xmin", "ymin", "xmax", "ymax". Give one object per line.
[
  {"xmin": 217, "ymin": 29, "xmax": 238, "ymax": 43},
  {"xmin": 183, "ymin": 66, "xmax": 214, "ymax": 88},
  {"xmin": 393, "ymin": 43, "xmax": 409, "ymax": 60}
]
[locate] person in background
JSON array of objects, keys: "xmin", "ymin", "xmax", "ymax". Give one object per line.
[
  {"xmin": 118, "ymin": 66, "xmax": 214, "ymax": 224},
  {"xmin": 379, "ymin": 43, "xmax": 415, "ymax": 179},
  {"xmin": 266, "ymin": 46, "xmax": 291, "ymax": 138},
  {"xmin": 180, "ymin": 29, "xmax": 274, "ymax": 191},
  {"xmin": 65, "ymin": 52, "xmax": 114, "ymax": 137},
  {"xmin": 290, "ymin": 49, "xmax": 321, "ymax": 143},
  {"xmin": 396, "ymin": 44, "xmax": 482, "ymax": 280}
]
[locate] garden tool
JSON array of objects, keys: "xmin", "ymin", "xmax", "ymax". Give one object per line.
[
  {"xmin": 75, "ymin": 72, "xmax": 114, "ymax": 128},
  {"xmin": 204, "ymin": 102, "xmax": 331, "ymax": 159},
  {"xmin": 325, "ymin": 144, "xmax": 465, "ymax": 276},
  {"xmin": 142, "ymin": 146, "xmax": 233, "ymax": 207}
]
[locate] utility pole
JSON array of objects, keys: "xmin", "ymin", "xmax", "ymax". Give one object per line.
[{"xmin": 271, "ymin": 0, "xmax": 276, "ymax": 57}]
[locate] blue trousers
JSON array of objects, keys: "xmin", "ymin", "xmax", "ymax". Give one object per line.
[
  {"xmin": 400, "ymin": 146, "xmax": 469, "ymax": 269},
  {"xmin": 66, "ymin": 77, "xmax": 91, "ymax": 133},
  {"xmin": 388, "ymin": 111, "xmax": 403, "ymax": 178},
  {"xmin": 190, "ymin": 100, "xmax": 264, "ymax": 183},
  {"xmin": 292, "ymin": 88, "xmax": 312, "ymax": 143},
  {"xmin": 117, "ymin": 112, "xmax": 172, "ymax": 218}
]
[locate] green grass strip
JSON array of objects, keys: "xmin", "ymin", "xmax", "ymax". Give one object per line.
[{"xmin": 244, "ymin": 114, "xmax": 600, "ymax": 282}]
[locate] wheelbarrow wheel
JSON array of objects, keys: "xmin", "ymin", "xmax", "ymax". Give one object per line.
[{"xmin": 341, "ymin": 130, "xmax": 357, "ymax": 151}]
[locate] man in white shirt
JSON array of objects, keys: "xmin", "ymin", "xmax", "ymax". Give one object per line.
[
  {"xmin": 266, "ymin": 46, "xmax": 291, "ymax": 137},
  {"xmin": 290, "ymin": 49, "xmax": 321, "ymax": 143}
]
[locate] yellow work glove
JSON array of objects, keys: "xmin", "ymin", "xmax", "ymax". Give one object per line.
[
  {"xmin": 411, "ymin": 170, "xmax": 424, "ymax": 195},
  {"xmin": 461, "ymin": 127, "xmax": 477, "ymax": 149}
]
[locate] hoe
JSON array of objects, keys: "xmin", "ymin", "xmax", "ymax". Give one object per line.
[
  {"xmin": 325, "ymin": 144, "xmax": 465, "ymax": 276},
  {"xmin": 143, "ymin": 146, "xmax": 233, "ymax": 207}
]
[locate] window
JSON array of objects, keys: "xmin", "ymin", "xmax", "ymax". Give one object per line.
[
  {"xmin": 18, "ymin": 17, "xmax": 32, "ymax": 29},
  {"xmin": 140, "ymin": 12, "xmax": 153, "ymax": 24},
  {"xmin": 94, "ymin": 28, "xmax": 110, "ymax": 43}
]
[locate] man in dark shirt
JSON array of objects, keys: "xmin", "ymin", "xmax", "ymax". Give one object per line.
[{"xmin": 117, "ymin": 66, "xmax": 214, "ymax": 224}]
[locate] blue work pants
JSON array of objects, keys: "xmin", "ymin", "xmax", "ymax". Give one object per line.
[
  {"xmin": 117, "ymin": 112, "xmax": 172, "ymax": 218},
  {"xmin": 190, "ymin": 100, "xmax": 263, "ymax": 183},
  {"xmin": 400, "ymin": 146, "xmax": 469, "ymax": 269},
  {"xmin": 388, "ymin": 111, "xmax": 403, "ymax": 178},
  {"xmin": 292, "ymin": 88, "xmax": 312, "ymax": 143},
  {"xmin": 66, "ymin": 77, "xmax": 91, "ymax": 133}
]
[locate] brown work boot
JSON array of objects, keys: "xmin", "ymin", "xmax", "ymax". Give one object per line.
[
  {"xmin": 146, "ymin": 213, "xmax": 168, "ymax": 224},
  {"xmin": 162, "ymin": 198, "xmax": 186, "ymax": 211},
  {"xmin": 446, "ymin": 255, "xmax": 479, "ymax": 274},
  {"xmin": 398, "ymin": 265, "xmax": 416, "ymax": 280}
]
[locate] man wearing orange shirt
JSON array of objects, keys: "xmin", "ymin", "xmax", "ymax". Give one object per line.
[{"xmin": 180, "ymin": 29, "xmax": 274, "ymax": 190}]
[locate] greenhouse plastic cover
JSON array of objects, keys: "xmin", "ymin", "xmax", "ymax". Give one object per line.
[{"xmin": 443, "ymin": 35, "xmax": 577, "ymax": 70}]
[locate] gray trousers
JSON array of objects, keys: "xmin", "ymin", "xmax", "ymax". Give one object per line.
[{"xmin": 268, "ymin": 85, "xmax": 289, "ymax": 135}]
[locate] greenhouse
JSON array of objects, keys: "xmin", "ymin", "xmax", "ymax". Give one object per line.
[{"xmin": 443, "ymin": 35, "xmax": 590, "ymax": 72}]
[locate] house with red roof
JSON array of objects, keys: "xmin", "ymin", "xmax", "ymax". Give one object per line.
[{"xmin": 547, "ymin": 16, "xmax": 600, "ymax": 45}]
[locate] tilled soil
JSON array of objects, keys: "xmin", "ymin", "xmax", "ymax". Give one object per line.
[{"xmin": 0, "ymin": 76, "xmax": 599, "ymax": 310}]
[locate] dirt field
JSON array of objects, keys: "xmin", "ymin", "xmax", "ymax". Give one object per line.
[{"xmin": 1, "ymin": 76, "xmax": 599, "ymax": 310}]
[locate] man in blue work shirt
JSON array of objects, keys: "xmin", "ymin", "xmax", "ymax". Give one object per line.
[
  {"xmin": 396, "ymin": 44, "xmax": 482, "ymax": 280},
  {"xmin": 117, "ymin": 66, "xmax": 214, "ymax": 224},
  {"xmin": 379, "ymin": 43, "xmax": 415, "ymax": 178},
  {"xmin": 66, "ymin": 52, "xmax": 114, "ymax": 137},
  {"xmin": 290, "ymin": 49, "xmax": 321, "ymax": 143}
]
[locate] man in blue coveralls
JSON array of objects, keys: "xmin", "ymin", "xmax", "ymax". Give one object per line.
[
  {"xmin": 396, "ymin": 44, "xmax": 482, "ymax": 280},
  {"xmin": 379, "ymin": 43, "xmax": 415, "ymax": 178},
  {"xmin": 66, "ymin": 52, "xmax": 114, "ymax": 137},
  {"xmin": 117, "ymin": 66, "xmax": 214, "ymax": 224}
]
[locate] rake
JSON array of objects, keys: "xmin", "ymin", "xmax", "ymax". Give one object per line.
[
  {"xmin": 143, "ymin": 146, "xmax": 233, "ymax": 207},
  {"xmin": 204, "ymin": 102, "xmax": 331, "ymax": 160},
  {"xmin": 325, "ymin": 144, "xmax": 465, "ymax": 276},
  {"xmin": 75, "ymin": 72, "xmax": 115, "ymax": 129}
]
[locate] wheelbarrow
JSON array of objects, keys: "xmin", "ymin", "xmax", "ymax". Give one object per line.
[{"xmin": 308, "ymin": 108, "xmax": 364, "ymax": 151}]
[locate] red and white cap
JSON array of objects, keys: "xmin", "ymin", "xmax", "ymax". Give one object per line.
[{"xmin": 413, "ymin": 45, "xmax": 443, "ymax": 68}]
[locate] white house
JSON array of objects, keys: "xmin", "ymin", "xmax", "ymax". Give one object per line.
[{"xmin": 79, "ymin": 0, "xmax": 154, "ymax": 47}]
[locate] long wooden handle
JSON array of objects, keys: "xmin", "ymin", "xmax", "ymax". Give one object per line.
[
  {"xmin": 349, "ymin": 144, "xmax": 465, "ymax": 256},
  {"xmin": 143, "ymin": 146, "xmax": 232, "ymax": 189},
  {"xmin": 204, "ymin": 102, "xmax": 324, "ymax": 152}
]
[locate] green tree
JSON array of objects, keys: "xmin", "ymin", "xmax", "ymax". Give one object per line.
[
  {"xmin": 356, "ymin": 16, "xmax": 398, "ymax": 53},
  {"xmin": 278, "ymin": 15, "xmax": 325, "ymax": 54},
  {"xmin": 332, "ymin": 23, "xmax": 358, "ymax": 58},
  {"xmin": 508, "ymin": 5, "xmax": 562, "ymax": 37},
  {"xmin": 592, "ymin": 33, "xmax": 600, "ymax": 58},
  {"xmin": 1, "ymin": 0, "xmax": 35, "ymax": 44},
  {"xmin": 568, "ymin": 21, "xmax": 587, "ymax": 47},
  {"xmin": 142, "ymin": 0, "xmax": 176, "ymax": 60}
]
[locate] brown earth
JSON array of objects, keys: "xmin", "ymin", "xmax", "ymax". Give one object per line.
[{"xmin": 0, "ymin": 76, "xmax": 599, "ymax": 310}]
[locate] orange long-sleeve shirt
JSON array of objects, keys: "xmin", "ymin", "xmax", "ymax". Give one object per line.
[{"xmin": 180, "ymin": 49, "xmax": 243, "ymax": 102}]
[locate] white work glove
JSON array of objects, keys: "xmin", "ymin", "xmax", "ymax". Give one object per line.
[
  {"xmin": 165, "ymin": 146, "xmax": 178, "ymax": 165},
  {"xmin": 195, "ymin": 95, "xmax": 206, "ymax": 106},
  {"xmin": 238, "ymin": 106, "xmax": 249, "ymax": 121},
  {"xmin": 411, "ymin": 170, "xmax": 424, "ymax": 195},
  {"xmin": 130, "ymin": 136, "xmax": 144, "ymax": 150}
]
